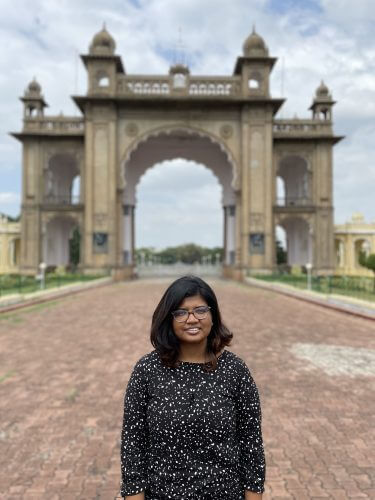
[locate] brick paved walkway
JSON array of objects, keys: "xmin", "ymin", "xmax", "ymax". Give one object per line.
[{"xmin": 0, "ymin": 279, "xmax": 374, "ymax": 499}]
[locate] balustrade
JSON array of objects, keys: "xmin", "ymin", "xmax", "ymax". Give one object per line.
[
  {"xmin": 276, "ymin": 197, "xmax": 314, "ymax": 207},
  {"xmin": 117, "ymin": 76, "xmax": 241, "ymax": 97},
  {"xmin": 24, "ymin": 117, "xmax": 84, "ymax": 134},
  {"xmin": 273, "ymin": 120, "xmax": 331, "ymax": 134},
  {"xmin": 43, "ymin": 195, "xmax": 81, "ymax": 206}
]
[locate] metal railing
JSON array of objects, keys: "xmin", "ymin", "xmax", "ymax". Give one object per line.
[
  {"xmin": 253, "ymin": 273, "xmax": 375, "ymax": 302},
  {"xmin": 0, "ymin": 273, "xmax": 106, "ymax": 298}
]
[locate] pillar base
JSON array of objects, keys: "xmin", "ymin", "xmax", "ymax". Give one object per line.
[
  {"xmin": 112, "ymin": 265, "xmax": 136, "ymax": 281},
  {"xmin": 222, "ymin": 265, "xmax": 245, "ymax": 281}
]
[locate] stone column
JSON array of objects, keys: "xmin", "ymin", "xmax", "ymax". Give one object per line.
[
  {"xmin": 224, "ymin": 205, "xmax": 236, "ymax": 265},
  {"xmin": 122, "ymin": 205, "xmax": 135, "ymax": 265}
]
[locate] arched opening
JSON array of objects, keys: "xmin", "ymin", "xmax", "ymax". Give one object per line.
[
  {"xmin": 173, "ymin": 73, "xmax": 187, "ymax": 89},
  {"xmin": 8, "ymin": 238, "xmax": 21, "ymax": 267},
  {"xmin": 335, "ymin": 238, "xmax": 345, "ymax": 268},
  {"xmin": 277, "ymin": 155, "xmax": 311, "ymax": 206},
  {"xmin": 44, "ymin": 153, "xmax": 79, "ymax": 205},
  {"xmin": 279, "ymin": 217, "xmax": 312, "ymax": 269},
  {"xmin": 248, "ymin": 71, "xmax": 261, "ymax": 91},
  {"xmin": 122, "ymin": 129, "xmax": 236, "ymax": 273},
  {"xmin": 43, "ymin": 216, "xmax": 80, "ymax": 269},
  {"xmin": 354, "ymin": 238, "xmax": 371, "ymax": 268},
  {"xmin": 96, "ymin": 71, "xmax": 110, "ymax": 87},
  {"xmin": 71, "ymin": 175, "xmax": 80, "ymax": 204},
  {"xmin": 27, "ymin": 105, "xmax": 38, "ymax": 118},
  {"xmin": 275, "ymin": 225, "xmax": 288, "ymax": 270},
  {"xmin": 276, "ymin": 176, "xmax": 286, "ymax": 206}
]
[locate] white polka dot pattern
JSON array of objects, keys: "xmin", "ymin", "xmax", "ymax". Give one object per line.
[{"xmin": 120, "ymin": 349, "xmax": 265, "ymax": 499}]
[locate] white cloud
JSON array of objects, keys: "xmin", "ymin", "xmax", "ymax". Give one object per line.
[{"xmin": 0, "ymin": 0, "xmax": 374, "ymax": 248}]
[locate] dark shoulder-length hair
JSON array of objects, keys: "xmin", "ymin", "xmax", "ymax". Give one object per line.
[{"xmin": 150, "ymin": 275, "xmax": 233, "ymax": 372}]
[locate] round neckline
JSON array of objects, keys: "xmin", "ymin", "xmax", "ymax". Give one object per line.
[{"xmin": 178, "ymin": 349, "xmax": 227, "ymax": 365}]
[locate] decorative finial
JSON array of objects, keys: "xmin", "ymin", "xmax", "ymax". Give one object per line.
[
  {"xmin": 102, "ymin": 22, "xmax": 106, "ymax": 31},
  {"xmin": 252, "ymin": 24, "xmax": 256, "ymax": 34}
]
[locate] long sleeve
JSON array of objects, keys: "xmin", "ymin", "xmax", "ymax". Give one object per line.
[
  {"xmin": 120, "ymin": 360, "xmax": 149, "ymax": 497},
  {"xmin": 235, "ymin": 363, "xmax": 266, "ymax": 493}
]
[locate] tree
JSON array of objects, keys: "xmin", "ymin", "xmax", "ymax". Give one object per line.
[
  {"xmin": 69, "ymin": 227, "xmax": 80, "ymax": 269},
  {"xmin": 359, "ymin": 251, "xmax": 375, "ymax": 291},
  {"xmin": 276, "ymin": 240, "xmax": 287, "ymax": 265}
]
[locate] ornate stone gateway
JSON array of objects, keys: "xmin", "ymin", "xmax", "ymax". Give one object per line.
[{"xmin": 12, "ymin": 27, "xmax": 342, "ymax": 279}]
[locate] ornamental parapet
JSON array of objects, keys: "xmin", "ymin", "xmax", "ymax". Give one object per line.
[
  {"xmin": 273, "ymin": 119, "xmax": 333, "ymax": 137},
  {"xmin": 116, "ymin": 74, "xmax": 241, "ymax": 97},
  {"xmin": 22, "ymin": 116, "xmax": 84, "ymax": 135}
]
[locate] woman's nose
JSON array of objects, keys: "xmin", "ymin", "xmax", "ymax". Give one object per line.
[{"xmin": 186, "ymin": 311, "xmax": 198, "ymax": 323}]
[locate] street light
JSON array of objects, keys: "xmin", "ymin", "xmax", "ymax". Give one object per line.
[
  {"xmin": 306, "ymin": 262, "xmax": 312, "ymax": 291},
  {"xmin": 39, "ymin": 262, "xmax": 47, "ymax": 290}
]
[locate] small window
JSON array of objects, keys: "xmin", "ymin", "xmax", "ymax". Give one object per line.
[
  {"xmin": 98, "ymin": 75, "xmax": 110, "ymax": 87},
  {"xmin": 173, "ymin": 73, "xmax": 186, "ymax": 88},
  {"xmin": 248, "ymin": 79, "xmax": 260, "ymax": 89}
]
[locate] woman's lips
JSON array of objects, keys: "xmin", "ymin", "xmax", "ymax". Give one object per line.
[{"xmin": 184, "ymin": 327, "xmax": 200, "ymax": 334}]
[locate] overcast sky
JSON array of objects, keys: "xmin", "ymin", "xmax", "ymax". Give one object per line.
[{"xmin": 0, "ymin": 0, "xmax": 374, "ymax": 249}]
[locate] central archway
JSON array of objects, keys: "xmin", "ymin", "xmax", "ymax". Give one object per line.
[{"xmin": 121, "ymin": 128, "xmax": 238, "ymax": 271}]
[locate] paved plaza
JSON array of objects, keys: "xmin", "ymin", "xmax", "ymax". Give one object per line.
[{"xmin": 0, "ymin": 279, "xmax": 374, "ymax": 499}]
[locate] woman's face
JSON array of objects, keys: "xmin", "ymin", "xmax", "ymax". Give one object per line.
[{"xmin": 172, "ymin": 294, "xmax": 213, "ymax": 347}]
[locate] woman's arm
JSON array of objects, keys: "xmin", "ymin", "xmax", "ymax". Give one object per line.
[
  {"xmin": 236, "ymin": 362, "xmax": 266, "ymax": 494},
  {"xmin": 125, "ymin": 492, "xmax": 145, "ymax": 500},
  {"xmin": 245, "ymin": 491, "xmax": 262, "ymax": 499},
  {"xmin": 120, "ymin": 360, "xmax": 149, "ymax": 498}
]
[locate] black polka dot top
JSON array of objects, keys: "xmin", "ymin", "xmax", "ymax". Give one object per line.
[{"xmin": 120, "ymin": 349, "xmax": 265, "ymax": 499}]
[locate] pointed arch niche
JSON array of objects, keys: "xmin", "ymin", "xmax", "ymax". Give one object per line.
[{"xmin": 121, "ymin": 128, "xmax": 238, "ymax": 267}]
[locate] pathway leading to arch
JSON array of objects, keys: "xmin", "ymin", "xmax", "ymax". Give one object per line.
[{"xmin": 0, "ymin": 279, "xmax": 374, "ymax": 499}]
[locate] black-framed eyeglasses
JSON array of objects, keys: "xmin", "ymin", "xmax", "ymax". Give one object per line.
[{"xmin": 171, "ymin": 306, "xmax": 211, "ymax": 323}]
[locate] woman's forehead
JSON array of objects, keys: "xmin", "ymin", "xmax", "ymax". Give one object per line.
[{"xmin": 178, "ymin": 294, "xmax": 207, "ymax": 308}]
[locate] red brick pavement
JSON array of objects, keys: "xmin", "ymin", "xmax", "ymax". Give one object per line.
[{"xmin": 0, "ymin": 279, "xmax": 374, "ymax": 499}]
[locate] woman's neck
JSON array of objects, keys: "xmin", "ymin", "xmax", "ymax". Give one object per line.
[{"xmin": 178, "ymin": 341, "xmax": 208, "ymax": 363}]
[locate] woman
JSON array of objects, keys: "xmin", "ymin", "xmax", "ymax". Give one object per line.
[{"xmin": 120, "ymin": 276, "xmax": 265, "ymax": 499}]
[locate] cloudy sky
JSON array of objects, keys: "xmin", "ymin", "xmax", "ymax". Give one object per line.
[{"xmin": 0, "ymin": 0, "xmax": 374, "ymax": 249}]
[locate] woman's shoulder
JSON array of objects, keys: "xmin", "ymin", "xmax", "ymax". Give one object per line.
[
  {"xmin": 222, "ymin": 349, "xmax": 252, "ymax": 374},
  {"xmin": 132, "ymin": 350, "xmax": 160, "ymax": 373}
]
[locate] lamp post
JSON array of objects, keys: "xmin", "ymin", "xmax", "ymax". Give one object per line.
[
  {"xmin": 39, "ymin": 262, "xmax": 47, "ymax": 290},
  {"xmin": 306, "ymin": 262, "xmax": 312, "ymax": 291}
]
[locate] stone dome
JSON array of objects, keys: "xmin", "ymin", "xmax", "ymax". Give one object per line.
[
  {"xmin": 25, "ymin": 78, "xmax": 42, "ymax": 96},
  {"xmin": 169, "ymin": 63, "xmax": 190, "ymax": 75},
  {"xmin": 243, "ymin": 28, "xmax": 269, "ymax": 57},
  {"xmin": 316, "ymin": 80, "xmax": 330, "ymax": 98},
  {"xmin": 89, "ymin": 25, "xmax": 116, "ymax": 55}
]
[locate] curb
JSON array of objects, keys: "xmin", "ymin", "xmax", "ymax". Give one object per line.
[
  {"xmin": 244, "ymin": 277, "xmax": 375, "ymax": 322},
  {"xmin": 0, "ymin": 277, "xmax": 114, "ymax": 315}
]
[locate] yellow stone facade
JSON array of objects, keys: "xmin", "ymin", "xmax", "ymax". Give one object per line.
[
  {"xmin": 0, "ymin": 215, "xmax": 21, "ymax": 274},
  {"xmin": 335, "ymin": 214, "xmax": 375, "ymax": 277},
  {"xmin": 11, "ymin": 27, "xmax": 342, "ymax": 279}
]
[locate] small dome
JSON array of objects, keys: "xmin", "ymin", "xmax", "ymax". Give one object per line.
[
  {"xmin": 169, "ymin": 63, "xmax": 190, "ymax": 75},
  {"xmin": 25, "ymin": 78, "xmax": 42, "ymax": 96},
  {"xmin": 316, "ymin": 80, "xmax": 330, "ymax": 97},
  {"xmin": 89, "ymin": 25, "xmax": 116, "ymax": 55},
  {"xmin": 243, "ymin": 27, "xmax": 268, "ymax": 57}
]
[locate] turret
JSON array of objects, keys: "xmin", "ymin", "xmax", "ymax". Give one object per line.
[
  {"xmin": 81, "ymin": 24, "xmax": 125, "ymax": 95},
  {"xmin": 309, "ymin": 81, "xmax": 336, "ymax": 121},
  {"xmin": 20, "ymin": 78, "xmax": 48, "ymax": 118},
  {"xmin": 234, "ymin": 27, "xmax": 277, "ymax": 97}
]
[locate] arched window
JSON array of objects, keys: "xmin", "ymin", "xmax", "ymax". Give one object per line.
[
  {"xmin": 248, "ymin": 71, "xmax": 262, "ymax": 91},
  {"xmin": 173, "ymin": 73, "xmax": 186, "ymax": 88},
  {"xmin": 248, "ymin": 79, "xmax": 260, "ymax": 89},
  {"xmin": 96, "ymin": 71, "xmax": 110, "ymax": 88}
]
